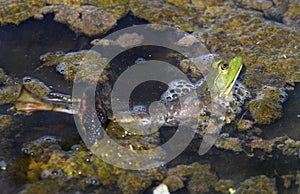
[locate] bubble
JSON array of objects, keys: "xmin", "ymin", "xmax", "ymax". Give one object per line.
[
  {"xmin": 41, "ymin": 170, "xmax": 66, "ymax": 179},
  {"xmin": 86, "ymin": 177, "xmax": 100, "ymax": 186},
  {"xmin": 135, "ymin": 57, "xmax": 146, "ymax": 64},
  {"xmin": 161, "ymin": 79, "xmax": 195, "ymax": 102},
  {"xmin": 36, "ymin": 136, "xmax": 59, "ymax": 144},
  {"xmin": 40, "ymin": 136, "xmax": 58, "ymax": 143},
  {"xmin": 71, "ymin": 144, "xmax": 81, "ymax": 151},
  {"xmin": 56, "ymin": 62, "xmax": 67, "ymax": 75},
  {"xmin": 22, "ymin": 76, "xmax": 33, "ymax": 83},
  {"xmin": 132, "ymin": 105, "xmax": 147, "ymax": 114},
  {"xmin": 21, "ymin": 136, "xmax": 61, "ymax": 158},
  {"xmin": 21, "ymin": 147, "xmax": 30, "ymax": 154}
]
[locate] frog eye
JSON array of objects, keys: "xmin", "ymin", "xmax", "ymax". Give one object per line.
[{"xmin": 220, "ymin": 63, "xmax": 229, "ymax": 71}]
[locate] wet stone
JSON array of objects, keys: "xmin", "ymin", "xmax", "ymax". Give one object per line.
[
  {"xmin": 0, "ymin": 160, "xmax": 7, "ymax": 171},
  {"xmin": 236, "ymin": 175, "xmax": 277, "ymax": 194},
  {"xmin": 214, "ymin": 179, "xmax": 235, "ymax": 194},
  {"xmin": 38, "ymin": 50, "xmax": 109, "ymax": 83},
  {"xmin": 162, "ymin": 175, "xmax": 184, "ymax": 192}
]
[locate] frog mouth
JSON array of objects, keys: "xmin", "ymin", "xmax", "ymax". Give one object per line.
[{"xmin": 224, "ymin": 63, "xmax": 243, "ymax": 96}]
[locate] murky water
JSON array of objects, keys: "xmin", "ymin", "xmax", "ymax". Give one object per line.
[
  {"xmin": 0, "ymin": 15, "xmax": 85, "ymax": 194},
  {"xmin": 0, "ymin": 13, "xmax": 299, "ymax": 194},
  {"xmin": 262, "ymin": 83, "xmax": 300, "ymax": 140}
]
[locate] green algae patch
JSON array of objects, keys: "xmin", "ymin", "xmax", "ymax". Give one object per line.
[
  {"xmin": 166, "ymin": 163, "xmax": 218, "ymax": 193},
  {"xmin": 0, "ymin": 67, "xmax": 10, "ymax": 84},
  {"xmin": 39, "ymin": 50, "xmax": 109, "ymax": 83},
  {"xmin": 214, "ymin": 179, "xmax": 235, "ymax": 194},
  {"xmin": 0, "ymin": 85, "xmax": 20, "ymax": 105},
  {"xmin": 0, "ymin": 1, "xmax": 127, "ymax": 35},
  {"xmin": 247, "ymin": 99, "xmax": 282, "ymax": 125},
  {"xmin": 188, "ymin": 170, "xmax": 217, "ymax": 193},
  {"xmin": 37, "ymin": 5, "xmax": 122, "ymax": 36},
  {"xmin": 162, "ymin": 174, "xmax": 184, "ymax": 192},
  {"xmin": 236, "ymin": 175, "xmax": 277, "ymax": 194},
  {"xmin": 17, "ymin": 136, "xmax": 167, "ymax": 193},
  {"xmin": 122, "ymin": 0, "xmax": 300, "ymax": 126},
  {"xmin": 117, "ymin": 172, "xmax": 152, "ymax": 194},
  {"xmin": 129, "ymin": 0, "xmax": 226, "ymax": 32},
  {"xmin": 0, "ymin": 1, "xmax": 42, "ymax": 25},
  {"xmin": 215, "ymin": 135, "xmax": 300, "ymax": 159},
  {"xmin": 281, "ymin": 174, "xmax": 295, "ymax": 189},
  {"xmin": 0, "ymin": 114, "xmax": 13, "ymax": 130},
  {"xmin": 246, "ymin": 86, "xmax": 287, "ymax": 124},
  {"xmin": 237, "ymin": 119, "xmax": 254, "ymax": 131},
  {"xmin": 215, "ymin": 137, "xmax": 243, "ymax": 152},
  {"xmin": 89, "ymin": 0, "xmax": 129, "ymax": 16},
  {"xmin": 105, "ymin": 121, "xmax": 161, "ymax": 151},
  {"xmin": 15, "ymin": 134, "xmax": 289, "ymax": 193}
]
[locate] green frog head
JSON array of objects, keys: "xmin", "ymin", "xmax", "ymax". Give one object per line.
[{"xmin": 209, "ymin": 56, "xmax": 243, "ymax": 97}]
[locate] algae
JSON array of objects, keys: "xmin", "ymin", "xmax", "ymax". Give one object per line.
[
  {"xmin": 1, "ymin": 1, "xmax": 299, "ymax": 126},
  {"xmin": 0, "ymin": 0, "xmax": 300, "ymax": 193},
  {"xmin": 236, "ymin": 175, "xmax": 277, "ymax": 194},
  {"xmin": 38, "ymin": 50, "xmax": 109, "ymax": 83}
]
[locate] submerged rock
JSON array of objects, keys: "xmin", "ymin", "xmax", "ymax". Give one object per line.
[
  {"xmin": 166, "ymin": 163, "xmax": 218, "ymax": 193},
  {"xmin": 236, "ymin": 175, "xmax": 277, "ymax": 194},
  {"xmin": 153, "ymin": 183, "xmax": 170, "ymax": 194},
  {"xmin": 15, "ymin": 134, "xmax": 288, "ymax": 193},
  {"xmin": 0, "ymin": 114, "xmax": 13, "ymax": 130},
  {"xmin": 247, "ymin": 86, "xmax": 288, "ymax": 124},
  {"xmin": 36, "ymin": 5, "xmax": 123, "ymax": 35},
  {"xmin": 215, "ymin": 135, "xmax": 300, "ymax": 159},
  {"xmin": 214, "ymin": 179, "xmax": 235, "ymax": 194},
  {"xmin": 0, "ymin": 1, "xmax": 127, "ymax": 35},
  {"xmin": 17, "ymin": 136, "xmax": 167, "ymax": 194},
  {"xmin": 39, "ymin": 50, "xmax": 109, "ymax": 83}
]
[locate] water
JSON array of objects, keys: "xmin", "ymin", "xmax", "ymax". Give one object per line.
[
  {"xmin": 262, "ymin": 83, "xmax": 300, "ymax": 140},
  {"xmin": 0, "ymin": 14, "xmax": 89, "ymax": 193},
  {"xmin": 0, "ymin": 13, "xmax": 299, "ymax": 194}
]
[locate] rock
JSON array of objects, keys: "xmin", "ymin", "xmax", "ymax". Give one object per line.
[
  {"xmin": 37, "ymin": 5, "xmax": 120, "ymax": 35},
  {"xmin": 214, "ymin": 179, "xmax": 235, "ymax": 194},
  {"xmin": 236, "ymin": 175, "xmax": 277, "ymax": 193},
  {"xmin": 163, "ymin": 175, "xmax": 184, "ymax": 192},
  {"xmin": 153, "ymin": 183, "xmax": 170, "ymax": 194}
]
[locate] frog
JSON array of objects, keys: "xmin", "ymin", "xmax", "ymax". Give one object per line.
[{"xmin": 8, "ymin": 55, "xmax": 248, "ymax": 155}]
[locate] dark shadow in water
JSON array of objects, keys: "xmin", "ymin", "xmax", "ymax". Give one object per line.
[
  {"xmin": 0, "ymin": 14, "xmax": 93, "ymax": 141},
  {"xmin": 0, "ymin": 14, "xmax": 92, "ymax": 93},
  {"xmin": 261, "ymin": 83, "xmax": 300, "ymax": 140}
]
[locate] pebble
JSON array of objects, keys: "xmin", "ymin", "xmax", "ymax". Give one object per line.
[
  {"xmin": 153, "ymin": 183, "xmax": 170, "ymax": 194},
  {"xmin": 0, "ymin": 160, "xmax": 7, "ymax": 170}
]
